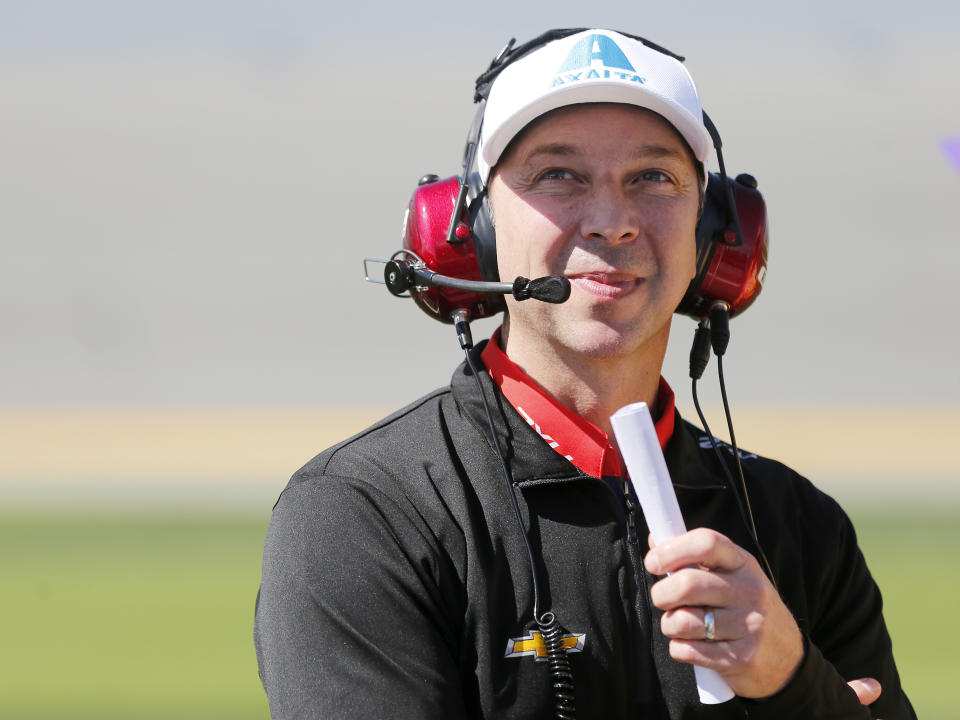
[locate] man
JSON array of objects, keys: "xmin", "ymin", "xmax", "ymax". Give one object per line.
[{"xmin": 255, "ymin": 29, "xmax": 914, "ymax": 719}]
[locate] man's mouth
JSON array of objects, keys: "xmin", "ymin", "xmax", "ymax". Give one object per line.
[{"xmin": 568, "ymin": 272, "xmax": 641, "ymax": 299}]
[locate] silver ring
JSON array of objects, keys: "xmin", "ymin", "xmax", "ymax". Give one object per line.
[{"xmin": 704, "ymin": 609, "xmax": 716, "ymax": 641}]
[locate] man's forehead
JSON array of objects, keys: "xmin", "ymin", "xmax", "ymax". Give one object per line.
[
  {"xmin": 500, "ymin": 103, "xmax": 695, "ymax": 167},
  {"xmin": 519, "ymin": 141, "xmax": 688, "ymax": 161}
]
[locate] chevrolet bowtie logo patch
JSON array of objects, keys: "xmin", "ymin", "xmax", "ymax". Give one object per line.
[{"xmin": 504, "ymin": 631, "xmax": 586, "ymax": 661}]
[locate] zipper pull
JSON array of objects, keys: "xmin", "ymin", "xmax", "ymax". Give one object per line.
[{"xmin": 624, "ymin": 481, "xmax": 639, "ymax": 544}]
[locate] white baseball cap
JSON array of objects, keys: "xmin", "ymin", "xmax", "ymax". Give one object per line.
[{"xmin": 477, "ymin": 29, "xmax": 712, "ymax": 183}]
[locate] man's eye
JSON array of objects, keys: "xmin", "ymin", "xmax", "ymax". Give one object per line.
[
  {"xmin": 638, "ymin": 170, "xmax": 673, "ymax": 184},
  {"xmin": 537, "ymin": 168, "xmax": 574, "ymax": 181}
]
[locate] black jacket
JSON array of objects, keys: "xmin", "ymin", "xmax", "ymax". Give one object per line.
[{"xmin": 255, "ymin": 346, "xmax": 914, "ymax": 719}]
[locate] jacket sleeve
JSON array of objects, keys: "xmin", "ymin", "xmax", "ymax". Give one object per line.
[
  {"xmin": 254, "ymin": 475, "xmax": 468, "ymax": 720},
  {"xmin": 742, "ymin": 488, "xmax": 916, "ymax": 720}
]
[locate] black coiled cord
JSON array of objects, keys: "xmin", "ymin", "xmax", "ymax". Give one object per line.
[{"xmin": 538, "ymin": 612, "xmax": 577, "ymax": 719}]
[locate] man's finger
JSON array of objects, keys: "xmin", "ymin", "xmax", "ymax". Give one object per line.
[
  {"xmin": 649, "ymin": 567, "xmax": 735, "ymax": 611},
  {"xmin": 660, "ymin": 605, "xmax": 742, "ymax": 642},
  {"xmin": 645, "ymin": 527, "xmax": 748, "ymax": 575},
  {"xmin": 847, "ymin": 677, "xmax": 882, "ymax": 706}
]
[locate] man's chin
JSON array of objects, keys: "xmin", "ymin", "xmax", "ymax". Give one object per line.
[{"xmin": 549, "ymin": 321, "xmax": 670, "ymax": 361}]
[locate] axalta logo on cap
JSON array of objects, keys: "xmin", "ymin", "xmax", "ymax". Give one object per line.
[{"xmin": 551, "ymin": 34, "xmax": 646, "ymax": 88}]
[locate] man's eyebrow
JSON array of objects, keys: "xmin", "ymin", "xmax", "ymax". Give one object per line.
[
  {"xmin": 519, "ymin": 143, "xmax": 580, "ymax": 164},
  {"xmin": 629, "ymin": 144, "xmax": 688, "ymax": 160}
]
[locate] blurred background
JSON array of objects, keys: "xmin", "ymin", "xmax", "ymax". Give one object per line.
[{"xmin": 1, "ymin": 1, "xmax": 957, "ymax": 717}]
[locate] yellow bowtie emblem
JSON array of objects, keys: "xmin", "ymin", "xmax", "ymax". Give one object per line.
[{"xmin": 504, "ymin": 631, "xmax": 586, "ymax": 661}]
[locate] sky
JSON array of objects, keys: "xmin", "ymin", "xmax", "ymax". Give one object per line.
[{"xmin": 1, "ymin": 1, "xmax": 958, "ymax": 412}]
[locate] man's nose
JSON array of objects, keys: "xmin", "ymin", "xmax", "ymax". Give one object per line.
[{"xmin": 579, "ymin": 184, "xmax": 640, "ymax": 244}]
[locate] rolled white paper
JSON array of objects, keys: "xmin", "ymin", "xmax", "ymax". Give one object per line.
[{"xmin": 610, "ymin": 401, "xmax": 735, "ymax": 705}]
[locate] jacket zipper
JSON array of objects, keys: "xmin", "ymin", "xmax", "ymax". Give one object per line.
[
  {"xmin": 624, "ymin": 481, "xmax": 640, "ymax": 545},
  {"xmin": 622, "ymin": 478, "xmax": 656, "ymax": 710}
]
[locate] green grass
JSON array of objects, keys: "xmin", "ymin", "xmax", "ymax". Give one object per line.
[
  {"xmin": 0, "ymin": 515, "xmax": 271, "ymax": 719},
  {"xmin": 847, "ymin": 507, "xmax": 960, "ymax": 720},
  {"xmin": 0, "ymin": 505, "xmax": 955, "ymax": 718}
]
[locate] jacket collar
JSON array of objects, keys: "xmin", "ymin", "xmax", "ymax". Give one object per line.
[
  {"xmin": 665, "ymin": 416, "xmax": 728, "ymax": 491},
  {"xmin": 451, "ymin": 343, "xmax": 587, "ymax": 485}
]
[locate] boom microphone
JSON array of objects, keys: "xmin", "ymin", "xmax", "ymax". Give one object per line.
[
  {"xmin": 512, "ymin": 275, "xmax": 571, "ymax": 303},
  {"xmin": 384, "ymin": 258, "xmax": 571, "ymax": 304}
]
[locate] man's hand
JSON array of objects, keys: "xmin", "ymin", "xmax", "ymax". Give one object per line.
[{"xmin": 644, "ymin": 528, "xmax": 804, "ymax": 698}]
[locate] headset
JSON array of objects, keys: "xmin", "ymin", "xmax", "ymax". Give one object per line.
[
  {"xmin": 372, "ymin": 28, "xmax": 769, "ymax": 329},
  {"xmin": 391, "ymin": 167, "xmax": 768, "ymax": 325},
  {"xmin": 365, "ymin": 29, "xmax": 772, "ymax": 720}
]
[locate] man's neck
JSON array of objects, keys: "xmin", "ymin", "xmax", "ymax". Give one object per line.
[{"xmin": 499, "ymin": 319, "xmax": 669, "ymax": 441}]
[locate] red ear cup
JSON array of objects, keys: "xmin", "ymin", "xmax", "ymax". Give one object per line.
[
  {"xmin": 400, "ymin": 176, "xmax": 506, "ymax": 323},
  {"xmin": 677, "ymin": 173, "xmax": 769, "ymax": 319}
]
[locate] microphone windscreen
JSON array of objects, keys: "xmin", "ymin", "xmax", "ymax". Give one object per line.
[{"xmin": 525, "ymin": 275, "xmax": 571, "ymax": 303}]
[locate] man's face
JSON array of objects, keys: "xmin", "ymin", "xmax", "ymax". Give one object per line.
[{"xmin": 488, "ymin": 103, "xmax": 700, "ymax": 364}]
